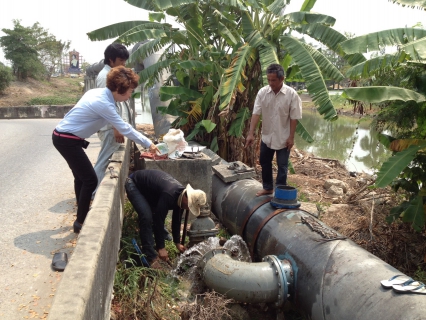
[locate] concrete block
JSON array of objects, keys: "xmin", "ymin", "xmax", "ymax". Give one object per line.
[
  {"xmin": 139, "ymin": 152, "xmax": 213, "ymax": 203},
  {"xmin": 202, "ymin": 148, "xmax": 221, "ymax": 165},
  {"xmin": 212, "ymin": 161, "xmax": 256, "ymax": 183}
]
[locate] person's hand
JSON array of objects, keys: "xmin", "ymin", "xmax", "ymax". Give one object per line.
[
  {"xmin": 149, "ymin": 143, "xmax": 160, "ymax": 154},
  {"xmin": 245, "ymin": 134, "xmax": 255, "ymax": 148},
  {"xmin": 157, "ymin": 248, "xmax": 169, "ymax": 262},
  {"xmin": 175, "ymin": 243, "xmax": 187, "ymax": 253},
  {"xmin": 113, "ymin": 128, "xmax": 124, "ymax": 143},
  {"xmin": 286, "ymin": 136, "xmax": 295, "ymax": 150}
]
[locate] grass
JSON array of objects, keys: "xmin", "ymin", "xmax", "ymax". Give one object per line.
[
  {"xmin": 27, "ymin": 77, "xmax": 83, "ymax": 105},
  {"xmin": 414, "ymin": 267, "xmax": 426, "ymax": 283},
  {"xmin": 113, "ymin": 201, "xmax": 182, "ymax": 319}
]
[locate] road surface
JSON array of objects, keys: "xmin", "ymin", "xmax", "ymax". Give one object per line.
[{"xmin": 0, "ymin": 119, "xmax": 101, "ymax": 319}]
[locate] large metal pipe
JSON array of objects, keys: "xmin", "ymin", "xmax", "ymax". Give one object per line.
[
  {"xmin": 199, "ymin": 251, "xmax": 292, "ymax": 306},
  {"xmin": 210, "ymin": 175, "xmax": 426, "ymax": 319}
]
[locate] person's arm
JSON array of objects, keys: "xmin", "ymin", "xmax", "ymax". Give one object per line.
[
  {"xmin": 286, "ymin": 92, "xmax": 303, "ymax": 149},
  {"xmin": 113, "ymin": 128, "xmax": 124, "ymax": 143},
  {"xmin": 245, "ymin": 114, "xmax": 260, "ymax": 148},
  {"xmin": 172, "ymin": 207, "xmax": 186, "ymax": 253},
  {"xmin": 98, "ymin": 101, "xmax": 158, "ymax": 151},
  {"xmin": 152, "ymin": 193, "xmax": 174, "ymax": 261},
  {"xmin": 286, "ymin": 119, "xmax": 298, "ymax": 149}
]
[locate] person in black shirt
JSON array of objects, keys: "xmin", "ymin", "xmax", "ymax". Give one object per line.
[{"xmin": 125, "ymin": 169, "xmax": 206, "ymax": 267}]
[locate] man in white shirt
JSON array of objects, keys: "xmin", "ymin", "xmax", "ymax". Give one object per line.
[
  {"xmin": 93, "ymin": 44, "xmax": 130, "ymax": 196},
  {"xmin": 245, "ymin": 64, "xmax": 302, "ymax": 197}
]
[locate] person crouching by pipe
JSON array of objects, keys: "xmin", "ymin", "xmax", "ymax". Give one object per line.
[
  {"xmin": 52, "ymin": 67, "xmax": 159, "ymax": 234},
  {"xmin": 125, "ymin": 169, "xmax": 206, "ymax": 269}
]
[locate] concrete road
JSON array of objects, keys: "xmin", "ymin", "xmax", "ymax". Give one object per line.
[{"xmin": 0, "ymin": 119, "xmax": 101, "ymax": 319}]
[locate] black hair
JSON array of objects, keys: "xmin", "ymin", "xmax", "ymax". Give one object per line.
[
  {"xmin": 266, "ymin": 64, "xmax": 285, "ymax": 79},
  {"xmin": 104, "ymin": 43, "xmax": 129, "ymax": 66}
]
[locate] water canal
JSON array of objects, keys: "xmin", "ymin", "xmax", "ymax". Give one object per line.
[
  {"xmin": 135, "ymin": 94, "xmax": 390, "ymax": 174},
  {"xmin": 295, "ymin": 109, "xmax": 390, "ymax": 173}
]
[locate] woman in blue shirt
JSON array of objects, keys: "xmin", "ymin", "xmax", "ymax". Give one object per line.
[{"xmin": 52, "ymin": 66, "xmax": 159, "ymax": 233}]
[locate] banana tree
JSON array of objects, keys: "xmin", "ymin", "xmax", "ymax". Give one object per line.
[
  {"xmin": 338, "ymin": 0, "xmax": 426, "ymax": 230},
  {"xmin": 87, "ymin": 0, "xmax": 355, "ymax": 163}
]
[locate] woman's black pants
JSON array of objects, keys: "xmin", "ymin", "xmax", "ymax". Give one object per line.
[{"xmin": 52, "ymin": 133, "xmax": 97, "ymax": 224}]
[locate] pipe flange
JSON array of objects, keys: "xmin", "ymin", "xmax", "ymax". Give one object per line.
[
  {"xmin": 198, "ymin": 248, "xmax": 233, "ymax": 270},
  {"xmin": 262, "ymin": 255, "xmax": 289, "ymax": 307}
]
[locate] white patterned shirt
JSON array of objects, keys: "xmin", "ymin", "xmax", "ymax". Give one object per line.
[{"xmin": 253, "ymin": 84, "xmax": 302, "ymax": 150}]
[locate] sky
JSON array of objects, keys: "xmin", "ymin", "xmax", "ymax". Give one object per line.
[{"xmin": 0, "ymin": 0, "xmax": 425, "ymax": 65}]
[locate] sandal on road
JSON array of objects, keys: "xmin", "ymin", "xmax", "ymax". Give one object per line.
[
  {"xmin": 380, "ymin": 275, "xmax": 412, "ymax": 288},
  {"xmin": 51, "ymin": 252, "xmax": 68, "ymax": 272}
]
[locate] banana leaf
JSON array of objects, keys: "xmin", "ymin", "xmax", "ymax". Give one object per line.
[
  {"xmin": 390, "ymin": 0, "xmax": 426, "ymax": 8},
  {"xmin": 345, "ymin": 52, "xmax": 410, "ymax": 79},
  {"xmin": 281, "ymin": 12, "xmax": 335, "ymax": 26},
  {"xmin": 159, "ymin": 86, "xmax": 203, "ymax": 101},
  {"xmin": 125, "ymin": 0, "xmax": 196, "ymax": 11},
  {"xmin": 296, "ymin": 121, "xmax": 314, "ymax": 143},
  {"xmin": 138, "ymin": 59, "xmax": 174, "ymax": 83},
  {"xmin": 267, "ymin": 0, "xmax": 288, "ymax": 16},
  {"xmin": 375, "ymin": 145, "xmax": 422, "ymax": 187},
  {"xmin": 228, "ymin": 107, "xmax": 250, "ymax": 137},
  {"xmin": 281, "ymin": 35, "xmax": 338, "ymax": 120},
  {"xmin": 201, "ymin": 120, "xmax": 217, "ymax": 133},
  {"xmin": 399, "ymin": 37, "xmax": 426, "ymax": 60},
  {"xmin": 178, "ymin": 60, "xmax": 212, "ymax": 72},
  {"xmin": 402, "ymin": 195, "xmax": 425, "ymax": 232},
  {"xmin": 301, "ymin": 43, "xmax": 344, "ymax": 82},
  {"xmin": 342, "ymin": 87, "xmax": 426, "ymax": 103},
  {"xmin": 377, "ymin": 133, "xmax": 396, "ymax": 150},
  {"xmin": 87, "ymin": 21, "xmax": 165, "ymax": 41},
  {"xmin": 294, "ymin": 24, "xmax": 366, "ymax": 66},
  {"xmin": 339, "ymin": 28, "xmax": 426, "ymax": 54},
  {"xmin": 300, "ymin": 0, "xmax": 317, "ymax": 11},
  {"xmin": 219, "ymin": 43, "xmax": 256, "ymax": 110},
  {"xmin": 390, "ymin": 139, "xmax": 426, "ymax": 152}
]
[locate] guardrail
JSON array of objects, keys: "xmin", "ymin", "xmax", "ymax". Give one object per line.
[{"xmin": 48, "ymin": 140, "xmax": 130, "ymax": 320}]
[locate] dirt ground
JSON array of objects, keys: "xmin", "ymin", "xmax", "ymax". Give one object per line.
[
  {"xmin": 0, "ymin": 76, "xmax": 83, "ymax": 107},
  {"xmin": 136, "ymin": 123, "xmax": 426, "ymax": 277}
]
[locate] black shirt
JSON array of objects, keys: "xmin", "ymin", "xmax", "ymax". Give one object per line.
[{"xmin": 130, "ymin": 169, "xmax": 185, "ymax": 249}]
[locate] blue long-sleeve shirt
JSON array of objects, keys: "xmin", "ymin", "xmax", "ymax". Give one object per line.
[
  {"xmin": 55, "ymin": 87, "xmax": 152, "ymax": 148},
  {"xmin": 130, "ymin": 169, "xmax": 184, "ymax": 249}
]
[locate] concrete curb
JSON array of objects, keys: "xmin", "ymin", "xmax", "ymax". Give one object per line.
[
  {"xmin": 48, "ymin": 140, "xmax": 130, "ymax": 320},
  {"xmin": 0, "ymin": 105, "xmax": 74, "ymax": 119}
]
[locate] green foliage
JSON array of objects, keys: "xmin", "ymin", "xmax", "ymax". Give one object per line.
[
  {"xmin": 28, "ymin": 96, "xmax": 80, "ymax": 106},
  {"xmin": 216, "ymin": 227, "xmax": 231, "ymax": 240},
  {"xmin": 414, "ymin": 266, "xmax": 426, "ymax": 284},
  {"xmin": 337, "ymin": 2, "xmax": 426, "ymax": 230},
  {"xmin": 87, "ymin": 0, "xmax": 353, "ymax": 163},
  {"xmin": 0, "ymin": 20, "xmax": 69, "ymax": 81},
  {"xmin": 0, "ymin": 63, "xmax": 13, "ymax": 93}
]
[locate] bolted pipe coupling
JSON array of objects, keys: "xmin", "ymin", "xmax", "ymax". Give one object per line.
[
  {"xmin": 199, "ymin": 248, "xmax": 293, "ymax": 307},
  {"xmin": 261, "ymin": 255, "xmax": 293, "ymax": 307}
]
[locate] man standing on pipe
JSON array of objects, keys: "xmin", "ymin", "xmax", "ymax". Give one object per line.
[
  {"xmin": 245, "ymin": 64, "xmax": 302, "ymax": 197},
  {"xmin": 125, "ymin": 169, "xmax": 207, "ymax": 268}
]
